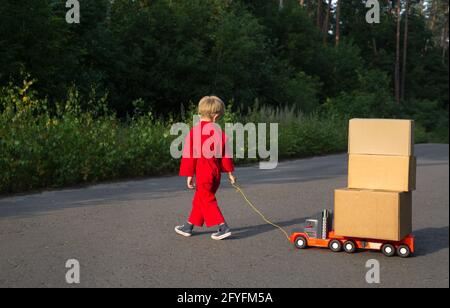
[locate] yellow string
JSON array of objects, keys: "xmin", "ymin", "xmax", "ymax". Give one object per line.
[{"xmin": 231, "ymin": 183, "xmax": 291, "ymax": 242}]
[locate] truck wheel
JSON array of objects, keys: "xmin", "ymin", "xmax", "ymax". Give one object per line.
[
  {"xmin": 329, "ymin": 240, "xmax": 342, "ymax": 252},
  {"xmin": 382, "ymin": 244, "xmax": 396, "ymax": 257},
  {"xmin": 343, "ymin": 241, "xmax": 356, "ymax": 253},
  {"xmin": 397, "ymin": 245, "xmax": 411, "ymax": 258},
  {"xmin": 295, "ymin": 236, "xmax": 307, "ymax": 249}
]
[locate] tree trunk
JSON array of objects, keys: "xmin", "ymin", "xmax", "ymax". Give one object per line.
[
  {"xmin": 442, "ymin": 2, "xmax": 449, "ymax": 63},
  {"xmin": 322, "ymin": 0, "xmax": 332, "ymax": 44},
  {"xmin": 429, "ymin": 0, "xmax": 438, "ymax": 31},
  {"xmin": 419, "ymin": 0, "xmax": 423, "ymax": 11},
  {"xmin": 401, "ymin": 0, "xmax": 410, "ymax": 102},
  {"xmin": 301, "ymin": 0, "xmax": 312, "ymax": 17},
  {"xmin": 317, "ymin": 0, "xmax": 322, "ymax": 28},
  {"xmin": 395, "ymin": 0, "xmax": 402, "ymax": 104},
  {"xmin": 373, "ymin": 36, "xmax": 379, "ymax": 59},
  {"xmin": 419, "ymin": 0, "xmax": 425, "ymax": 15},
  {"xmin": 335, "ymin": 0, "xmax": 341, "ymax": 46}
]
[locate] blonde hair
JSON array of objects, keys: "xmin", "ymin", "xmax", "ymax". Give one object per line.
[{"xmin": 198, "ymin": 96, "xmax": 225, "ymax": 119}]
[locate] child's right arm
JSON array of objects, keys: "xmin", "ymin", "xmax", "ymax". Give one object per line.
[{"xmin": 180, "ymin": 130, "xmax": 196, "ymax": 189}]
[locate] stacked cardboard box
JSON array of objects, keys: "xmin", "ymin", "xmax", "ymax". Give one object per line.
[{"xmin": 334, "ymin": 119, "xmax": 416, "ymax": 241}]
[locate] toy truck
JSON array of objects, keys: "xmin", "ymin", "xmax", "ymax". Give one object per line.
[{"xmin": 290, "ymin": 210, "xmax": 415, "ymax": 258}]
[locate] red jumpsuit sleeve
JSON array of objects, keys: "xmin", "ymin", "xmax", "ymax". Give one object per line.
[
  {"xmin": 220, "ymin": 131, "xmax": 234, "ymax": 173},
  {"xmin": 179, "ymin": 130, "xmax": 197, "ymax": 177}
]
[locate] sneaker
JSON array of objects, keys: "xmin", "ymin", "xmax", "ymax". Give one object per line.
[
  {"xmin": 175, "ymin": 223, "xmax": 193, "ymax": 237},
  {"xmin": 211, "ymin": 224, "xmax": 232, "ymax": 240}
]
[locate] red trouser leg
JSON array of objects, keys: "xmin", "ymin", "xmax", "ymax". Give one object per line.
[{"xmin": 188, "ymin": 181, "xmax": 225, "ymax": 228}]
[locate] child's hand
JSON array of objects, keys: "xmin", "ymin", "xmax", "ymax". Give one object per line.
[
  {"xmin": 228, "ymin": 173, "xmax": 237, "ymax": 185},
  {"xmin": 187, "ymin": 176, "xmax": 195, "ymax": 190}
]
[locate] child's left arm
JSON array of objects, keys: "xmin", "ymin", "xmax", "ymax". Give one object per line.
[
  {"xmin": 221, "ymin": 131, "xmax": 235, "ymax": 184},
  {"xmin": 186, "ymin": 176, "xmax": 195, "ymax": 190}
]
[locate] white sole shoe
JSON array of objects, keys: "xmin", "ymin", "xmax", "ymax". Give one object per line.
[
  {"xmin": 175, "ymin": 226, "xmax": 192, "ymax": 237},
  {"xmin": 211, "ymin": 231, "xmax": 232, "ymax": 241}
]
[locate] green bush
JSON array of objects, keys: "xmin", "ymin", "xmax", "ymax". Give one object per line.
[
  {"xmin": 0, "ymin": 80, "xmax": 447, "ymax": 195},
  {"xmin": 1, "ymin": 81, "xmax": 349, "ymax": 194},
  {"xmin": 320, "ymin": 69, "xmax": 397, "ymax": 119},
  {"xmin": 401, "ymin": 99, "xmax": 449, "ymax": 143},
  {"xmin": 414, "ymin": 123, "xmax": 429, "ymax": 144},
  {"xmin": 246, "ymin": 105, "xmax": 347, "ymax": 158},
  {"xmin": 0, "ymin": 82, "xmax": 176, "ymax": 193},
  {"xmin": 313, "ymin": 41, "xmax": 364, "ymax": 98}
]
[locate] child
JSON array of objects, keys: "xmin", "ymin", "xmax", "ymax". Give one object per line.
[{"xmin": 175, "ymin": 96, "xmax": 237, "ymax": 240}]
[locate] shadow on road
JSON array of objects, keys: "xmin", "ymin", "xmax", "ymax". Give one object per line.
[
  {"xmin": 417, "ymin": 162, "xmax": 449, "ymax": 167},
  {"xmin": 413, "ymin": 226, "xmax": 449, "ymax": 257},
  {"xmin": 194, "ymin": 216, "xmax": 308, "ymax": 240},
  {"xmin": 195, "ymin": 223, "xmax": 449, "ymax": 256},
  {"xmin": 415, "ymin": 144, "xmax": 449, "ymax": 161}
]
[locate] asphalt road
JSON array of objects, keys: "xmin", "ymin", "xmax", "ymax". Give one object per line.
[{"xmin": 0, "ymin": 144, "xmax": 448, "ymax": 288}]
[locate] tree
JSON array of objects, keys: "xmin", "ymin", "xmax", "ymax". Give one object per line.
[
  {"xmin": 0, "ymin": 0, "xmax": 448, "ymax": 118},
  {"xmin": 440, "ymin": 1, "xmax": 449, "ymax": 63},
  {"xmin": 429, "ymin": 0, "xmax": 438, "ymax": 32},
  {"xmin": 423, "ymin": 0, "xmax": 449, "ymax": 63},
  {"xmin": 395, "ymin": 0, "xmax": 402, "ymax": 103},
  {"xmin": 401, "ymin": 0, "xmax": 410, "ymax": 101},
  {"xmin": 335, "ymin": 0, "xmax": 341, "ymax": 46},
  {"xmin": 322, "ymin": 0, "xmax": 332, "ymax": 44},
  {"xmin": 317, "ymin": 0, "xmax": 322, "ymax": 28}
]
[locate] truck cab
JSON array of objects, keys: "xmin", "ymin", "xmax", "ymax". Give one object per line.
[
  {"xmin": 290, "ymin": 209, "xmax": 415, "ymax": 258},
  {"xmin": 302, "ymin": 210, "xmax": 332, "ymax": 240}
]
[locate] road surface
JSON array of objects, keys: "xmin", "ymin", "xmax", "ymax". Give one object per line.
[{"xmin": 0, "ymin": 144, "xmax": 448, "ymax": 288}]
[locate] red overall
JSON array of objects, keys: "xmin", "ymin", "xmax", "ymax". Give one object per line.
[{"xmin": 179, "ymin": 121, "xmax": 234, "ymax": 227}]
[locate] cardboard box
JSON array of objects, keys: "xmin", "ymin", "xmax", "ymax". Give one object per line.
[
  {"xmin": 334, "ymin": 188, "xmax": 412, "ymax": 241},
  {"xmin": 349, "ymin": 119, "xmax": 414, "ymax": 156},
  {"xmin": 348, "ymin": 154, "xmax": 416, "ymax": 192}
]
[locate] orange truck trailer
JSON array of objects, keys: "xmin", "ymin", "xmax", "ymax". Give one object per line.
[{"xmin": 290, "ymin": 210, "xmax": 415, "ymax": 258}]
